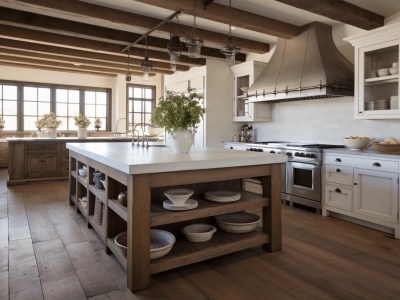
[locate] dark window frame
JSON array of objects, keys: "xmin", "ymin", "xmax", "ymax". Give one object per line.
[
  {"xmin": 0, "ymin": 80, "xmax": 112, "ymax": 131},
  {"xmin": 126, "ymin": 84, "xmax": 156, "ymax": 129}
]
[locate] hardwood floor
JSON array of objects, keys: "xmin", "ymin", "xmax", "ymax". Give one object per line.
[{"xmin": 1, "ymin": 169, "xmax": 400, "ymax": 299}]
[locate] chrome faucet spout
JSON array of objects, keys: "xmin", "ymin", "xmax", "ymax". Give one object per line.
[{"xmin": 114, "ymin": 117, "xmax": 127, "ymax": 135}]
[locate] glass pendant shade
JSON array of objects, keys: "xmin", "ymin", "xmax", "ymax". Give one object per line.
[
  {"xmin": 126, "ymin": 72, "xmax": 131, "ymax": 82},
  {"xmin": 168, "ymin": 35, "xmax": 183, "ymax": 64},
  {"xmin": 220, "ymin": 0, "xmax": 240, "ymax": 66},
  {"xmin": 186, "ymin": 33, "xmax": 203, "ymax": 58},
  {"xmin": 140, "ymin": 55, "xmax": 152, "ymax": 81},
  {"xmin": 143, "ymin": 71, "xmax": 149, "ymax": 81}
]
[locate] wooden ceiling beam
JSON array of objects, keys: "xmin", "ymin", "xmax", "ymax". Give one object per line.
[
  {"xmin": 0, "ymin": 0, "xmax": 269, "ymax": 53},
  {"xmin": 0, "ymin": 38, "xmax": 190, "ymax": 72},
  {"xmin": 275, "ymin": 0, "xmax": 384, "ymax": 30},
  {"xmin": 0, "ymin": 53, "xmax": 171, "ymax": 75},
  {"xmin": 0, "ymin": 7, "xmax": 247, "ymax": 61},
  {"xmin": 134, "ymin": 0, "xmax": 302, "ymax": 38},
  {"xmin": 0, "ymin": 25, "xmax": 208, "ymax": 66},
  {"xmin": 0, "ymin": 48, "xmax": 173, "ymax": 74}
]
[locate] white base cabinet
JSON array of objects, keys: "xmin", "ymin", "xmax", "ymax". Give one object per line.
[{"xmin": 323, "ymin": 152, "xmax": 399, "ymax": 237}]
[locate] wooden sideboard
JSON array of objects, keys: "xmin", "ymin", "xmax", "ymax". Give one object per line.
[{"xmin": 7, "ymin": 138, "xmax": 137, "ymax": 185}]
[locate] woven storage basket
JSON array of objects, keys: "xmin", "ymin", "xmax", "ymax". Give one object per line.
[{"xmin": 94, "ymin": 197, "xmax": 103, "ymax": 225}]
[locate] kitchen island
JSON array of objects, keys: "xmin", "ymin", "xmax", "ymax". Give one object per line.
[{"xmin": 66, "ymin": 142, "xmax": 287, "ymax": 292}]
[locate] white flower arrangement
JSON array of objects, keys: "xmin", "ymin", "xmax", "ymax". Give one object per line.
[
  {"xmin": 36, "ymin": 112, "xmax": 62, "ymax": 129},
  {"xmin": 74, "ymin": 114, "xmax": 91, "ymax": 128}
]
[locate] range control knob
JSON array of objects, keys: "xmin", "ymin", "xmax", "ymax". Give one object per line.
[
  {"xmin": 305, "ymin": 153, "xmax": 311, "ymax": 158},
  {"xmin": 310, "ymin": 153, "xmax": 316, "ymax": 158},
  {"xmin": 258, "ymin": 148, "xmax": 263, "ymax": 152},
  {"xmin": 270, "ymin": 150, "xmax": 276, "ymax": 154},
  {"xmin": 286, "ymin": 152, "xmax": 292, "ymax": 157},
  {"xmin": 299, "ymin": 153, "xmax": 305, "ymax": 157}
]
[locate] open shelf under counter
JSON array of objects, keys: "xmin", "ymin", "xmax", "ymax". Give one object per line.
[
  {"xmin": 88, "ymin": 215, "xmax": 106, "ymax": 242},
  {"xmin": 70, "ymin": 194, "xmax": 77, "ymax": 206},
  {"xmin": 76, "ymin": 200, "xmax": 88, "ymax": 218},
  {"xmin": 150, "ymin": 228, "xmax": 269, "ymax": 274},
  {"xmin": 108, "ymin": 199, "xmax": 127, "ymax": 222},
  {"xmin": 88, "ymin": 184, "xmax": 106, "ymax": 203},
  {"xmin": 71, "ymin": 170, "xmax": 77, "ymax": 179},
  {"xmin": 150, "ymin": 191, "xmax": 269, "ymax": 227},
  {"xmin": 77, "ymin": 175, "xmax": 88, "ymax": 186},
  {"xmin": 107, "ymin": 237, "xmax": 127, "ymax": 271}
]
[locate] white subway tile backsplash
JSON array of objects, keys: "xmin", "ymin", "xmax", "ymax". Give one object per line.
[{"xmin": 253, "ymin": 97, "xmax": 400, "ymax": 144}]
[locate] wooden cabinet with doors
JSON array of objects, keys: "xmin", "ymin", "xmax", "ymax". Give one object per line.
[
  {"xmin": 231, "ymin": 61, "xmax": 271, "ymax": 122},
  {"xmin": 345, "ymin": 23, "xmax": 400, "ymax": 119},
  {"xmin": 25, "ymin": 141, "xmax": 58, "ymax": 178},
  {"xmin": 323, "ymin": 151, "xmax": 400, "ymax": 237}
]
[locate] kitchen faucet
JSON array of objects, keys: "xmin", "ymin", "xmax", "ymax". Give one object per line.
[
  {"xmin": 132, "ymin": 123, "xmax": 152, "ymax": 147},
  {"xmin": 114, "ymin": 117, "xmax": 126, "ymax": 136}
]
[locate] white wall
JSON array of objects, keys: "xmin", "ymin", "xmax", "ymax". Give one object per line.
[{"xmin": 0, "ymin": 65, "xmax": 163, "ymax": 133}]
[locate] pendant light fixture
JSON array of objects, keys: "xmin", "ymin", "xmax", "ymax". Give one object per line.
[
  {"xmin": 140, "ymin": 37, "xmax": 153, "ymax": 81},
  {"xmin": 220, "ymin": 0, "xmax": 240, "ymax": 66},
  {"xmin": 167, "ymin": 19, "xmax": 183, "ymax": 68},
  {"xmin": 126, "ymin": 51, "xmax": 131, "ymax": 82},
  {"xmin": 186, "ymin": 0, "xmax": 203, "ymax": 58}
]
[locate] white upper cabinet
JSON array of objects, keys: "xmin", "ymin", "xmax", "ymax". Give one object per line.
[
  {"xmin": 231, "ymin": 61, "xmax": 271, "ymax": 122},
  {"xmin": 345, "ymin": 23, "xmax": 400, "ymax": 119}
]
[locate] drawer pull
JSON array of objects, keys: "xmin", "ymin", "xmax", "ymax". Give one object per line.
[
  {"xmin": 336, "ymin": 168, "xmax": 341, "ymax": 173},
  {"xmin": 335, "ymin": 188, "xmax": 342, "ymax": 193},
  {"xmin": 373, "ymin": 162, "xmax": 381, "ymax": 167},
  {"xmin": 335, "ymin": 158, "xmax": 342, "ymax": 162}
]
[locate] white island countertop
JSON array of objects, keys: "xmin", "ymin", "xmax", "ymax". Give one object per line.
[{"xmin": 66, "ymin": 142, "xmax": 287, "ymax": 174}]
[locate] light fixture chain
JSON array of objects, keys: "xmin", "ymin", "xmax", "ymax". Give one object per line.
[{"xmin": 228, "ymin": 0, "xmax": 232, "ymax": 37}]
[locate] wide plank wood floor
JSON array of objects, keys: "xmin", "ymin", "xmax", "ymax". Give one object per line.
[{"xmin": 1, "ymin": 169, "xmax": 400, "ymax": 299}]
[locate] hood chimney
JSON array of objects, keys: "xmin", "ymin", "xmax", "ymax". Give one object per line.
[{"xmin": 248, "ymin": 22, "xmax": 354, "ymax": 102}]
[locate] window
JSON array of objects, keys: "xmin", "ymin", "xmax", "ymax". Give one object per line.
[
  {"xmin": 84, "ymin": 90, "xmax": 108, "ymax": 131},
  {"xmin": 127, "ymin": 85, "xmax": 155, "ymax": 129},
  {"xmin": 0, "ymin": 84, "xmax": 18, "ymax": 131},
  {"xmin": 0, "ymin": 81, "xmax": 111, "ymax": 131},
  {"xmin": 23, "ymin": 86, "xmax": 51, "ymax": 131}
]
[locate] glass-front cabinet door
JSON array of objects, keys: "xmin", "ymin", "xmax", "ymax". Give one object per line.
[
  {"xmin": 231, "ymin": 61, "xmax": 271, "ymax": 122},
  {"xmin": 357, "ymin": 41, "xmax": 399, "ymax": 118},
  {"xmin": 346, "ymin": 23, "xmax": 400, "ymax": 120}
]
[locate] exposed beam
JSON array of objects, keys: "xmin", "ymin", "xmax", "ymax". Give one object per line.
[
  {"xmin": 0, "ymin": 48, "xmax": 173, "ymax": 74},
  {"xmin": 0, "ymin": 25, "xmax": 209, "ymax": 66},
  {"xmin": 133, "ymin": 0, "xmax": 302, "ymax": 38},
  {"xmin": 0, "ymin": 61, "xmax": 117, "ymax": 77},
  {"xmin": 275, "ymin": 0, "xmax": 384, "ymax": 30},
  {"xmin": 0, "ymin": 53, "xmax": 171, "ymax": 75},
  {"xmin": 0, "ymin": 8, "xmax": 243, "ymax": 61},
  {"xmin": 0, "ymin": 0, "xmax": 269, "ymax": 53},
  {"xmin": 0, "ymin": 38, "xmax": 190, "ymax": 72}
]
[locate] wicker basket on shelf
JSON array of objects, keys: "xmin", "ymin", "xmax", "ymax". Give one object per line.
[
  {"xmin": 102, "ymin": 203, "xmax": 107, "ymax": 229},
  {"xmin": 94, "ymin": 197, "xmax": 103, "ymax": 225}
]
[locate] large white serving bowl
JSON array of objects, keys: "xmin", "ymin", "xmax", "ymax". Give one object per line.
[
  {"xmin": 150, "ymin": 229, "xmax": 176, "ymax": 260},
  {"xmin": 164, "ymin": 188, "xmax": 194, "ymax": 206},
  {"xmin": 215, "ymin": 212, "xmax": 260, "ymax": 233},
  {"xmin": 343, "ymin": 137, "xmax": 371, "ymax": 150},
  {"xmin": 181, "ymin": 224, "xmax": 217, "ymax": 242}
]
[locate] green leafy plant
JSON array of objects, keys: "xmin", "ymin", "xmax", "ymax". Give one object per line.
[
  {"xmin": 74, "ymin": 114, "xmax": 91, "ymax": 128},
  {"xmin": 152, "ymin": 89, "xmax": 205, "ymax": 133}
]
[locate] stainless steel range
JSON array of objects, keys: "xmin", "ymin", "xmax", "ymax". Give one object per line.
[{"xmin": 246, "ymin": 142, "xmax": 344, "ymax": 212}]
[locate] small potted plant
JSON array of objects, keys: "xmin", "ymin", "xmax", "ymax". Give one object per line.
[
  {"xmin": 152, "ymin": 88, "xmax": 205, "ymax": 153},
  {"xmin": 36, "ymin": 112, "xmax": 61, "ymax": 138},
  {"xmin": 74, "ymin": 114, "xmax": 91, "ymax": 139},
  {"xmin": 0, "ymin": 117, "xmax": 4, "ymax": 131}
]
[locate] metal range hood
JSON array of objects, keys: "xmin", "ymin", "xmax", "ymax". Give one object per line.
[{"xmin": 247, "ymin": 22, "xmax": 354, "ymax": 102}]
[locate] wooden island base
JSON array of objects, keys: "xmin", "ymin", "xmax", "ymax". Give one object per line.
[{"xmin": 67, "ymin": 143, "xmax": 285, "ymax": 292}]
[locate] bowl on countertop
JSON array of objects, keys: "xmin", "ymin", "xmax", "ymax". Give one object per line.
[
  {"xmin": 240, "ymin": 87, "xmax": 249, "ymax": 94},
  {"xmin": 164, "ymin": 188, "xmax": 194, "ymax": 206},
  {"xmin": 343, "ymin": 136, "xmax": 372, "ymax": 150},
  {"xmin": 181, "ymin": 224, "xmax": 217, "ymax": 242},
  {"xmin": 150, "ymin": 229, "xmax": 175, "ymax": 260}
]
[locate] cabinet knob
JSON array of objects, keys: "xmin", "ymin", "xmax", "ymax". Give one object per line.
[
  {"xmin": 373, "ymin": 162, "xmax": 381, "ymax": 167},
  {"xmin": 335, "ymin": 158, "xmax": 342, "ymax": 162},
  {"xmin": 354, "ymin": 182, "xmax": 358, "ymax": 185},
  {"xmin": 336, "ymin": 169, "xmax": 341, "ymax": 173},
  {"xmin": 335, "ymin": 188, "xmax": 341, "ymax": 193}
]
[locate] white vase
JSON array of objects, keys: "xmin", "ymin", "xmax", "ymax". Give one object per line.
[
  {"xmin": 77, "ymin": 127, "xmax": 87, "ymax": 139},
  {"xmin": 168, "ymin": 129, "xmax": 194, "ymax": 153},
  {"xmin": 45, "ymin": 127, "xmax": 57, "ymax": 138},
  {"xmin": 37, "ymin": 130, "xmax": 47, "ymax": 137}
]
